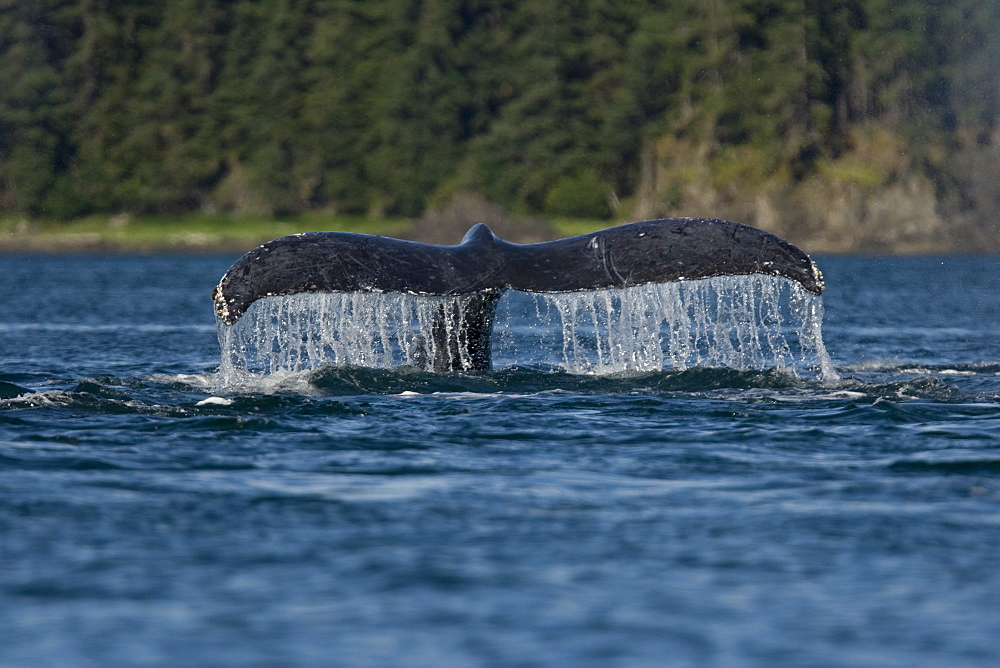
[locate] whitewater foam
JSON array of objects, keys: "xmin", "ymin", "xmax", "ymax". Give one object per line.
[{"xmin": 217, "ymin": 276, "xmax": 837, "ymax": 383}]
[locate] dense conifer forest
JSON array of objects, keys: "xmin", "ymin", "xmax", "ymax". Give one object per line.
[{"xmin": 2, "ymin": 0, "xmax": 999, "ymax": 249}]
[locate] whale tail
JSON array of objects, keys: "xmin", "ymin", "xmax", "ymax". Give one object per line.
[{"xmin": 214, "ymin": 217, "xmax": 823, "ymax": 371}]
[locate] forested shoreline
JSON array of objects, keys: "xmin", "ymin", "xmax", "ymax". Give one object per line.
[{"xmin": 3, "ymin": 1, "xmax": 999, "ymax": 251}]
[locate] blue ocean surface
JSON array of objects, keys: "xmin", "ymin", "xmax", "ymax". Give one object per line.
[{"xmin": 1, "ymin": 253, "xmax": 999, "ymax": 667}]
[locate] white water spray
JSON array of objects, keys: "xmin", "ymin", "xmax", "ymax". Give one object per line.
[
  {"xmin": 217, "ymin": 275, "xmax": 836, "ymax": 382},
  {"xmin": 217, "ymin": 291, "xmax": 487, "ymax": 380}
]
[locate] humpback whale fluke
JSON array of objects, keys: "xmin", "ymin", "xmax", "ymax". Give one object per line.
[{"xmin": 213, "ymin": 217, "xmax": 823, "ymax": 371}]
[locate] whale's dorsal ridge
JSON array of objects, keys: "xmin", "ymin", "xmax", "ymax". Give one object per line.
[{"xmin": 460, "ymin": 222, "xmax": 497, "ymax": 246}]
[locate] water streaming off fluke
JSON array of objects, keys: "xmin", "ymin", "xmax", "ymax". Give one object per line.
[{"xmin": 217, "ymin": 275, "xmax": 836, "ymax": 383}]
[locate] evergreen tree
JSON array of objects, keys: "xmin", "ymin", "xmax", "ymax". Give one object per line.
[
  {"xmin": 0, "ymin": 0, "xmax": 73, "ymax": 215},
  {"xmin": 0, "ymin": 0, "xmax": 996, "ymax": 226}
]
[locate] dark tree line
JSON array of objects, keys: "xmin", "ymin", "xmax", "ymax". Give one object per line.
[{"xmin": 2, "ymin": 0, "xmax": 998, "ymax": 225}]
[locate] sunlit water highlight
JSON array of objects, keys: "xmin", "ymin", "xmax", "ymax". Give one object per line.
[{"xmin": 218, "ymin": 275, "xmax": 835, "ymax": 384}]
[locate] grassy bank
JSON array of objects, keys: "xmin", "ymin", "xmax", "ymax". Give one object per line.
[
  {"xmin": 0, "ymin": 215, "xmax": 414, "ymax": 253},
  {"xmin": 0, "ymin": 214, "xmax": 612, "ymax": 253}
]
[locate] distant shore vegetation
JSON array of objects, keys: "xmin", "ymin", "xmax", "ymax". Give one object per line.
[{"xmin": 3, "ymin": 1, "xmax": 999, "ymax": 252}]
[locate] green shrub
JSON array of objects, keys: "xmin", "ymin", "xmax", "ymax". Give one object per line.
[{"xmin": 543, "ymin": 170, "xmax": 613, "ymax": 219}]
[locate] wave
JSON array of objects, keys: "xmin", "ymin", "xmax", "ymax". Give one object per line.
[
  {"xmin": 0, "ymin": 381, "xmax": 32, "ymax": 400},
  {"xmin": 837, "ymin": 360, "xmax": 1000, "ymax": 376},
  {"xmin": 849, "ymin": 377, "xmax": 968, "ymax": 402},
  {"xmin": 1, "ymin": 367, "xmax": 797, "ymax": 411},
  {"xmin": 3, "ymin": 360, "xmax": 998, "ymax": 416},
  {"xmin": 211, "ymin": 364, "xmax": 808, "ymax": 397},
  {"xmin": 0, "ymin": 375, "xmax": 215, "ymax": 416},
  {"xmin": 888, "ymin": 457, "xmax": 1000, "ymax": 474},
  {"xmin": 0, "ymin": 322, "xmax": 217, "ymax": 334},
  {"xmin": 186, "ymin": 364, "xmax": 988, "ymax": 404}
]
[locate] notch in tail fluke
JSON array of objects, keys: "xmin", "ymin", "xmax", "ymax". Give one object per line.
[{"xmin": 213, "ymin": 217, "xmax": 823, "ymax": 327}]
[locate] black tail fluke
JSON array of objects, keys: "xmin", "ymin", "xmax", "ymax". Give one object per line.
[
  {"xmin": 500, "ymin": 217, "xmax": 823, "ymax": 296},
  {"xmin": 213, "ymin": 218, "xmax": 823, "ymax": 372},
  {"xmin": 213, "ymin": 217, "xmax": 823, "ymax": 326}
]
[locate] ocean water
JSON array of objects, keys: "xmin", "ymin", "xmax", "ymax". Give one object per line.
[{"xmin": 2, "ymin": 253, "xmax": 999, "ymax": 667}]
